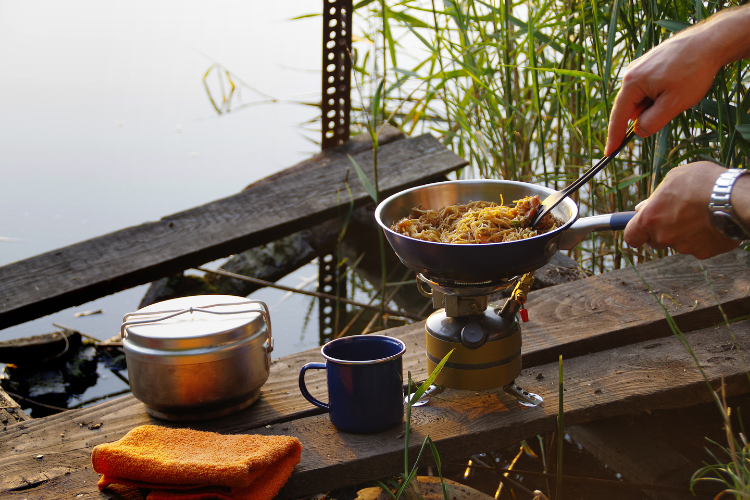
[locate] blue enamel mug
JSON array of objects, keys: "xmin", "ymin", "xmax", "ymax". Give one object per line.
[{"xmin": 299, "ymin": 335, "xmax": 406, "ymax": 433}]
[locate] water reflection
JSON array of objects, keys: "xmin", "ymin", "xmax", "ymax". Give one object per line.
[
  {"xmin": 0, "ymin": 0, "xmax": 320, "ymax": 265},
  {"xmin": 0, "ymin": 1, "xmax": 322, "ymax": 351}
]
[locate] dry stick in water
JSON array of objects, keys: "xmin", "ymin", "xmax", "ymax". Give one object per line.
[
  {"xmin": 195, "ymin": 267, "xmax": 425, "ymax": 321},
  {"xmin": 456, "ymin": 464, "xmax": 707, "ymax": 495}
]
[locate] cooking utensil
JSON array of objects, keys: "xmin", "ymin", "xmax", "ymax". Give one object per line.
[
  {"xmin": 375, "ymin": 179, "xmax": 635, "ymax": 282},
  {"xmin": 530, "ymin": 122, "xmax": 636, "ymax": 228},
  {"xmin": 121, "ymin": 295, "xmax": 273, "ymax": 421}
]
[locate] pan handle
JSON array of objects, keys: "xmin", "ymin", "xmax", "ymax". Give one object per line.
[{"xmin": 558, "ymin": 211, "xmax": 636, "ymax": 250}]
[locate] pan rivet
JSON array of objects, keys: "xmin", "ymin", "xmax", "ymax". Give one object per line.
[{"xmin": 544, "ymin": 241, "xmax": 558, "ymax": 254}]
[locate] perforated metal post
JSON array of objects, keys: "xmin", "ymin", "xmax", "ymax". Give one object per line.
[
  {"xmin": 319, "ymin": 0, "xmax": 352, "ymax": 342},
  {"xmin": 317, "ymin": 253, "xmax": 347, "ymax": 343},
  {"xmin": 321, "ymin": 0, "xmax": 352, "ymax": 149}
]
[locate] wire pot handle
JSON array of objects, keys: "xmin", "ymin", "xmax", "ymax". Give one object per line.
[{"xmin": 120, "ymin": 300, "xmax": 272, "ymax": 352}]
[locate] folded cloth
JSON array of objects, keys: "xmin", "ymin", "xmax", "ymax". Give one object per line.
[{"xmin": 91, "ymin": 425, "xmax": 302, "ymax": 500}]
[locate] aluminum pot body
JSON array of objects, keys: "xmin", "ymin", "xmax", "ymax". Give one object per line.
[
  {"xmin": 375, "ymin": 179, "xmax": 634, "ymax": 282},
  {"xmin": 122, "ymin": 295, "xmax": 272, "ymax": 421}
]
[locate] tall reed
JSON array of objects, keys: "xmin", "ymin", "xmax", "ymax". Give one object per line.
[{"xmin": 350, "ymin": 0, "xmax": 749, "ymax": 273}]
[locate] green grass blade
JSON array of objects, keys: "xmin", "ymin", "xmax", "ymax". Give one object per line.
[
  {"xmin": 654, "ymin": 19, "xmax": 691, "ymax": 33},
  {"xmin": 557, "ymin": 355, "xmax": 564, "ymax": 499},
  {"xmin": 348, "ymin": 154, "xmax": 378, "ymax": 202},
  {"xmin": 408, "ymin": 349, "xmax": 453, "ymax": 407}
]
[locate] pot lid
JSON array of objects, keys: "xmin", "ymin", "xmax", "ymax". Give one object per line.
[{"xmin": 122, "ymin": 295, "xmax": 270, "ymax": 351}]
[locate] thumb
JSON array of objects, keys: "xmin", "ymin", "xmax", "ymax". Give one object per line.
[
  {"xmin": 623, "ymin": 211, "xmax": 649, "ymax": 248},
  {"xmin": 632, "ymin": 97, "xmax": 678, "ymax": 138}
]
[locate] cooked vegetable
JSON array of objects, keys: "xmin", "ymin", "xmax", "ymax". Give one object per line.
[{"xmin": 390, "ymin": 195, "xmax": 561, "ymax": 244}]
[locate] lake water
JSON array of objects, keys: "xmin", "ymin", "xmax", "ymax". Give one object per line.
[{"xmin": 0, "ymin": 1, "xmax": 338, "ymax": 359}]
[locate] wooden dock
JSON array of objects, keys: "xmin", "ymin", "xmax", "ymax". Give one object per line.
[
  {"xmin": 2, "ymin": 249, "xmax": 749, "ymax": 498},
  {"xmin": 0, "ymin": 126, "xmax": 467, "ymax": 329}
]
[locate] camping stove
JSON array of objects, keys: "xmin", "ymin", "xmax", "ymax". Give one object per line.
[{"xmin": 418, "ymin": 272, "xmax": 543, "ymax": 407}]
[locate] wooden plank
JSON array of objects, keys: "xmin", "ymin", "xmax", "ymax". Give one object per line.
[
  {"xmin": 1, "ymin": 250, "xmax": 749, "ymax": 494},
  {"xmin": 0, "ymin": 387, "xmax": 30, "ymax": 430},
  {"xmin": 244, "ymin": 125, "xmax": 403, "ymax": 190},
  {"xmin": 252, "ymin": 320, "xmax": 750, "ymax": 499},
  {"xmin": 0, "ymin": 330, "xmax": 80, "ymax": 364},
  {"xmin": 0, "ymin": 129, "xmax": 466, "ymax": 329},
  {"xmin": 521, "ymin": 249, "xmax": 750, "ymax": 367},
  {"xmin": 566, "ymin": 399, "xmax": 742, "ymax": 500},
  {"xmin": 4, "ymin": 317, "xmax": 749, "ymax": 498}
]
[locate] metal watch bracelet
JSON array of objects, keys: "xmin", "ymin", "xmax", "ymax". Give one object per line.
[{"xmin": 708, "ymin": 168, "xmax": 750, "ymax": 240}]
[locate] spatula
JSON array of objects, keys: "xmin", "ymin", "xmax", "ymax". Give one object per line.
[{"xmin": 530, "ymin": 122, "xmax": 636, "ymax": 228}]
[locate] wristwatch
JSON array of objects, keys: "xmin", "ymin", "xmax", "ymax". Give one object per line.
[{"xmin": 708, "ymin": 168, "xmax": 750, "ymax": 240}]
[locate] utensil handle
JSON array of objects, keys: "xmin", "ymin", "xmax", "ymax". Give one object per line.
[
  {"xmin": 558, "ymin": 211, "xmax": 636, "ymax": 250},
  {"xmin": 560, "ymin": 124, "xmax": 636, "ymax": 199},
  {"xmin": 531, "ymin": 123, "xmax": 636, "ymax": 228},
  {"xmin": 299, "ymin": 362, "xmax": 329, "ymax": 410}
]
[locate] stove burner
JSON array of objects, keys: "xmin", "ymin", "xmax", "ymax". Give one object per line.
[
  {"xmin": 417, "ymin": 273, "xmax": 519, "ymax": 297},
  {"xmin": 419, "ymin": 271, "xmax": 544, "ymax": 408}
]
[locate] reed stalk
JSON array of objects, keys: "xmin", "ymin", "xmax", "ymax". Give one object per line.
[{"xmin": 348, "ymin": 0, "xmax": 749, "ymax": 271}]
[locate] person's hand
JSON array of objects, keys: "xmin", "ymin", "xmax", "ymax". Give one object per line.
[
  {"xmin": 605, "ymin": 6, "xmax": 750, "ymax": 156},
  {"xmin": 605, "ymin": 28, "xmax": 721, "ymax": 155},
  {"xmin": 624, "ymin": 162, "xmax": 743, "ymax": 259}
]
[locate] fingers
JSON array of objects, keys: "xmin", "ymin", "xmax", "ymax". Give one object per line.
[
  {"xmin": 623, "ymin": 212, "xmax": 650, "ymax": 248},
  {"xmin": 632, "ymin": 96, "xmax": 676, "ymax": 139},
  {"xmin": 605, "ymin": 102, "xmax": 638, "ymax": 156},
  {"xmin": 605, "ymin": 91, "xmax": 651, "ymax": 155}
]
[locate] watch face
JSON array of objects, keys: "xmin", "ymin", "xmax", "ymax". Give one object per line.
[{"xmin": 711, "ymin": 211, "xmax": 749, "ymax": 240}]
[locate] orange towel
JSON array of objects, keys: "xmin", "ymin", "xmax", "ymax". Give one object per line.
[{"xmin": 91, "ymin": 425, "xmax": 302, "ymax": 500}]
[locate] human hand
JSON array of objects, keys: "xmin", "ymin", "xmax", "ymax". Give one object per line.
[
  {"xmin": 605, "ymin": 6, "xmax": 750, "ymax": 156},
  {"xmin": 605, "ymin": 27, "xmax": 721, "ymax": 156},
  {"xmin": 624, "ymin": 162, "xmax": 742, "ymax": 259}
]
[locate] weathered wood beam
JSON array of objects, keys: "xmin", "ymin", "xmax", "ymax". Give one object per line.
[
  {"xmin": 521, "ymin": 249, "xmax": 750, "ymax": 367},
  {"xmin": 566, "ymin": 406, "xmax": 732, "ymax": 500},
  {"xmin": 2, "ymin": 250, "xmax": 749, "ymax": 496},
  {"xmin": 3, "ymin": 318, "xmax": 749, "ymax": 498},
  {"xmin": 0, "ymin": 128, "xmax": 466, "ymax": 329},
  {"xmin": 0, "ymin": 387, "xmax": 30, "ymax": 430},
  {"xmin": 273, "ymin": 320, "xmax": 750, "ymax": 498}
]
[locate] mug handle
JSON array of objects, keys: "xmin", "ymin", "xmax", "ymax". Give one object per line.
[{"xmin": 299, "ymin": 362, "xmax": 329, "ymax": 410}]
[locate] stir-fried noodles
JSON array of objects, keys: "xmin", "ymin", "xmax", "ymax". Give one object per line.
[{"xmin": 390, "ymin": 195, "xmax": 562, "ymax": 244}]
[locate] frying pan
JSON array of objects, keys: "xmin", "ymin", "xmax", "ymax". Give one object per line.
[{"xmin": 375, "ymin": 179, "xmax": 635, "ymax": 282}]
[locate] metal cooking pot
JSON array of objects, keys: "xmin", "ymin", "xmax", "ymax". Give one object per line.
[
  {"xmin": 121, "ymin": 295, "xmax": 273, "ymax": 421},
  {"xmin": 375, "ymin": 179, "xmax": 635, "ymax": 282}
]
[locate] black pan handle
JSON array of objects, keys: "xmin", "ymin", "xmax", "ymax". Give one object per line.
[{"xmin": 558, "ymin": 211, "xmax": 636, "ymax": 250}]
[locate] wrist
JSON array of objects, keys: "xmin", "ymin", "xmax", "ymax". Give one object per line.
[
  {"xmin": 701, "ymin": 6, "xmax": 750, "ymax": 67},
  {"xmin": 709, "ymin": 169, "xmax": 750, "ymax": 240},
  {"xmin": 732, "ymin": 173, "xmax": 750, "ymax": 226}
]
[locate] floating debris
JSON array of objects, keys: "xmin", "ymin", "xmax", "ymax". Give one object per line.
[
  {"xmin": 74, "ymin": 309, "xmax": 103, "ymax": 317},
  {"xmin": 1, "ymin": 334, "xmax": 106, "ymax": 418},
  {"xmin": 0, "ymin": 330, "xmax": 80, "ymax": 365}
]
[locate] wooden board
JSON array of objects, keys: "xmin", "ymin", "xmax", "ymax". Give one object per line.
[
  {"xmin": 2, "ymin": 250, "xmax": 750, "ymax": 496},
  {"xmin": 566, "ymin": 400, "xmax": 741, "ymax": 500},
  {"xmin": 272, "ymin": 318, "xmax": 750, "ymax": 499},
  {"xmin": 0, "ymin": 330, "xmax": 80, "ymax": 365},
  {"xmin": 520, "ymin": 249, "xmax": 750, "ymax": 367},
  {"xmin": 0, "ymin": 128, "xmax": 466, "ymax": 329},
  {"xmin": 3, "ymin": 318, "xmax": 749, "ymax": 499},
  {"xmin": 0, "ymin": 387, "xmax": 30, "ymax": 430}
]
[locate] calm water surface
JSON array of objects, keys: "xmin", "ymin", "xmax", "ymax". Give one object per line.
[{"xmin": 0, "ymin": 1, "xmax": 333, "ymax": 359}]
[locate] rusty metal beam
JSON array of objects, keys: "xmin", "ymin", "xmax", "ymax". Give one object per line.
[
  {"xmin": 321, "ymin": 0, "xmax": 353, "ymax": 149},
  {"xmin": 319, "ymin": 0, "xmax": 353, "ymax": 339}
]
